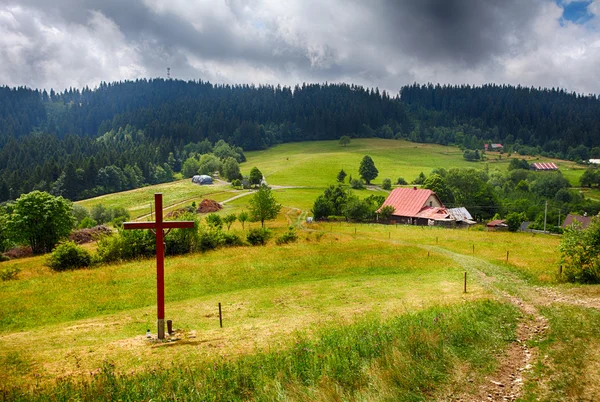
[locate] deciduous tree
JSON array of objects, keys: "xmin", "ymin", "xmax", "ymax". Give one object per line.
[
  {"xmin": 7, "ymin": 191, "xmax": 75, "ymax": 254},
  {"xmin": 358, "ymin": 155, "xmax": 378, "ymax": 184},
  {"xmin": 249, "ymin": 185, "xmax": 281, "ymax": 227}
]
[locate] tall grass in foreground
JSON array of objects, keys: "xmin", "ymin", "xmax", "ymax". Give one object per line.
[{"xmin": 2, "ymin": 300, "xmax": 518, "ymax": 401}]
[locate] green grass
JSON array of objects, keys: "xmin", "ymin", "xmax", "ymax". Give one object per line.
[
  {"xmin": 0, "ymin": 236, "xmax": 491, "ymax": 389},
  {"xmin": 77, "ymin": 180, "xmax": 232, "ymax": 219},
  {"xmin": 523, "ymin": 305, "xmax": 600, "ymax": 401},
  {"xmin": 243, "ymin": 139, "xmax": 498, "ymax": 187},
  {"xmin": 2, "ymin": 301, "xmax": 518, "ymax": 401}
]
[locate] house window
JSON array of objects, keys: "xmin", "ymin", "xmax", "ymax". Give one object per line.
[{"xmin": 429, "ymin": 201, "xmax": 433, "ymax": 207}]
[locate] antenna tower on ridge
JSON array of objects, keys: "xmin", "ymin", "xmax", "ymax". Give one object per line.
[{"xmin": 167, "ymin": 67, "xmax": 171, "ymax": 79}]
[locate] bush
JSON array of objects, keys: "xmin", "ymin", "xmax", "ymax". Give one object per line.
[
  {"xmin": 198, "ymin": 228, "xmax": 222, "ymax": 251},
  {"xmin": 78, "ymin": 217, "xmax": 98, "ymax": 229},
  {"xmin": 0, "ymin": 254, "xmax": 9, "ymax": 262},
  {"xmin": 247, "ymin": 227, "xmax": 272, "ymax": 246},
  {"xmin": 350, "ymin": 179, "xmax": 364, "ymax": 189},
  {"xmin": 560, "ymin": 216, "xmax": 600, "ymax": 283},
  {"xmin": 0, "ymin": 265, "xmax": 20, "ymax": 281},
  {"xmin": 47, "ymin": 241, "xmax": 92, "ymax": 271},
  {"xmin": 165, "ymin": 214, "xmax": 199, "ymax": 255},
  {"xmin": 276, "ymin": 227, "xmax": 298, "ymax": 245},
  {"xmin": 231, "ymin": 179, "xmax": 241, "ymax": 188},
  {"xmin": 221, "ymin": 231, "xmax": 243, "ymax": 247},
  {"xmin": 382, "ymin": 178, "xmax": 392, "ymax": 190},
  {"xmin": 396, "ymin": 177, "xmax": 407, "ymax": 185},
  {"xmin": 96, "ymin": 230, "xmax": 155, "ymax": 263},
  {"xmin": 206, "ymin": 213, "xmax": 223, "ymax": 229}
]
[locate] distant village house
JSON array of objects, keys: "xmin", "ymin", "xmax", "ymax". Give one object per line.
[
  {"xmin": 486, "ymin": 220, "xmax": 508, "ymax": 231},
  {"xmin": 530, "ymin": 162, "xmax": 559, "ymax": 171},
  {"xmin": 561, "ymin": 214, "xmax": 593, "ymax": 230},
  {"xmin": 484, "ymin": 143, "xmax": 503, "ymax": 152}
]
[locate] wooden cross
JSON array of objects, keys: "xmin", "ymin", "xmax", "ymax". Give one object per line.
[{"xmin": 123, "ymin": 193, "xmax": 195, "ymax": 339}]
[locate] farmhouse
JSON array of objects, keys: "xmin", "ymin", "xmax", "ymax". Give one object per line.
[
  {"xmin": 530, "ymin": 162, "xmax": 559, "ymax": 171},
  {"xmin": 561, "ymin": 214, "xmax": 593, "ymax": 230},
  {"xmin": 487, "ymin": 219, "xmax": 508, "ymax": 231},
  {"xmin": 379, "ymin": 187, "xmax": 474, "ymax": 226},
  {"xmin": 484, "ymin": 143, "xmax": 503, "ymax": 151}
]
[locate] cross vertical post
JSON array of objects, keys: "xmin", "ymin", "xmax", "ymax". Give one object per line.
[
  {"xmin": 155, "ymin": 193, "xmax": 165, "ymax": 339},
  {"xmin": 123, "ymin": 193, "xmax": 195, "ymax": 339}
]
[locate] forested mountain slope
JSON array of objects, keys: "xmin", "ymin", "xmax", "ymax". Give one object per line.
[{"xmin": 0, "ymin": 79, "xmax": 599, "ymax": 202}]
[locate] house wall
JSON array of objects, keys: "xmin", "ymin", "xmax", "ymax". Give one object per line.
[{"xmin": 426, "ymin": 195, "xmax": 443, "ymax": 208}]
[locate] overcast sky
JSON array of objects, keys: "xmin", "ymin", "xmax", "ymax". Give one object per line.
[{"xmin": 1, "ymin": 0, "xmax": 599, "ymax": 95}]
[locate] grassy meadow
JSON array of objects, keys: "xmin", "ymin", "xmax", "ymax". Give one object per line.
[{"xmin": 3, "ymin": 138, "xmax": 600, "ymax": 399}]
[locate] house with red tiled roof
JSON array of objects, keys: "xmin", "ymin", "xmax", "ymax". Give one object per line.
[
  {"xmin": 486, "ymin": 219, "xmax": 508, "ymax": 231},
  {"xmin": 378, "ymin": 187, "xmax": 452, "ymax": 226},
  {"xmin": 561, "ymin": 214, "xmax": 593, "ymax": 230},
  {"xmin": 530, "ymin": 162, "xmax": 558, "ymax": 171}
]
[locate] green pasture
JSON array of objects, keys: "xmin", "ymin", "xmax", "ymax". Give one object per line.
[
  {"xmin": 77, "ymin": 180, "xmax": 232, "ymax": 219},
  {"xmin": 0, "ymin": 237, "xmax": 487, "ymax": 388},
  {"xmin": 243, "ymin": 139, "xmax": 495, "ymax": 187}
]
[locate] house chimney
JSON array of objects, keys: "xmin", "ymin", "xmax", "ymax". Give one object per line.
[{"xmin": 413, "ymin": 186, "xmax": 417, "ymax": 190}]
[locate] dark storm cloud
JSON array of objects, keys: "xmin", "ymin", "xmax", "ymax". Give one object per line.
[
  {"xmin": 1, "ymin": 0, "xmax": 599, "ymax": 94},
  {"xmin": 372, "ymin": 0, "xmax": 542, "ymax": 65}
]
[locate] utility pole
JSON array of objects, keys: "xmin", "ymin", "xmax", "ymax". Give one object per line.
[
  {"xmin": 544, "ymin": 200, "xmax": 548, "ymax": 233},
  {"xmin": 558, "ymin": 209, "xmax": 561, "ymax": 227}
]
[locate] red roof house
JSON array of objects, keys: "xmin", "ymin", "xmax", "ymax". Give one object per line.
[
  {"xmin": 486, "ymin": 219, "xmax": 508, "ymax": 231},
  {"xmin": 530, "ymin": 162, "xmax": 558, "ymax": 171},
  {"xmin": 379, "ymin": 187, "xmax": 451, "ymax": 226},
  {"xmin": 561, "ymin": 214, "xmax": 593, "ymax": 230}
]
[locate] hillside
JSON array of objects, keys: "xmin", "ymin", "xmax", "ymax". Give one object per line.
[{"xmin": 1, "ymin": 80, "xmax": 600, "ymax": 202}]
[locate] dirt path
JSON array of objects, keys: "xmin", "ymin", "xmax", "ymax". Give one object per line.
[{"xmin": 421, "ymin": 247, "xmax": 548, "ymax": 401}]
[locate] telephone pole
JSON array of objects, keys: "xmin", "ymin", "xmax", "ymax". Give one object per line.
[{"xmin": 544, "ymin": 200, "xmax": 548, "ymax": 233}]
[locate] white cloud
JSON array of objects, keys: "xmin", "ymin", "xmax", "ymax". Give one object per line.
[{"xmin": 0, "ymin": 5, "xmax": 145, "ymax": 90}]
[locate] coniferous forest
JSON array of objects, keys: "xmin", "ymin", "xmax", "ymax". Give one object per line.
[{"xmin": 1, "ymin": 79, "xmax": 600, "ymax": 202}]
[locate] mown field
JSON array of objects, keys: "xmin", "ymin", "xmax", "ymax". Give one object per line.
[{"xmin": 3, "ymin": 138, "xmax": 600, "ymax": 400}]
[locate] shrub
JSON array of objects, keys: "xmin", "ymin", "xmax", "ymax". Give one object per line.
[
  {"xmin": 276, "ymin": 227, "xmax": 298, "ymax": 245},
  {"xmin": 96, "ymin": 230, "xmax": 155, "ymax": 263},
  {"xmin": 505, "ymin": 212, "xmax": 526, "ymax": 232},
  {"xmin": 78, "ymin": 217, "xmax": 98, "ymax": 229},
  {"xmin": 231, "ymin": 179, "xmax": 241, "ymax": 188},
  {"xmin": 560, "ymin": 216, "xmax": 600, "ymax": 283},
  {"xmin": 47, "ymin": 241, "xmax": 92, "ymax": 271},
  {"xmin": 198, "ymin": 228, "xmax": 222, "ymax": 251},
  {"xmin": 221, "ymin": 231, "xmax": 243, "ymax": 247},
  {"xmin": 396, "ymin": 177, "xmax": 407, "ymax": 185},
  {"xmin": 165, "ymin": 214, "xmax": 199, "ymax": 255},
  {"xmin": 206, "ymin": 213, "xmax": 223, "ymax": 229},
  {"xmin": 247, "ymin": 227, "xmax": 272, "ymax": 246},
  {"xmin": 0, "ymin": 265, "xmax": 20, "ymax": 281},
  {"xmin": 382, "ymin": 178, "xmax": 392, "ymax": 190},
  {"xmin": 350, "ymin": 179, "xmax": 364, "ymax": 189}
]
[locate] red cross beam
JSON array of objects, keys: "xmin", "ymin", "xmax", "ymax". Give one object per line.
[{"xmin": 123, "ymin": 193, "xmax": 195, "ymax": 340}]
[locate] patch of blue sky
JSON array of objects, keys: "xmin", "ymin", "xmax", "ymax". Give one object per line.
[{"xmin": 556, "ymin": 0, "xmax": 594, "ymax": 25}]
